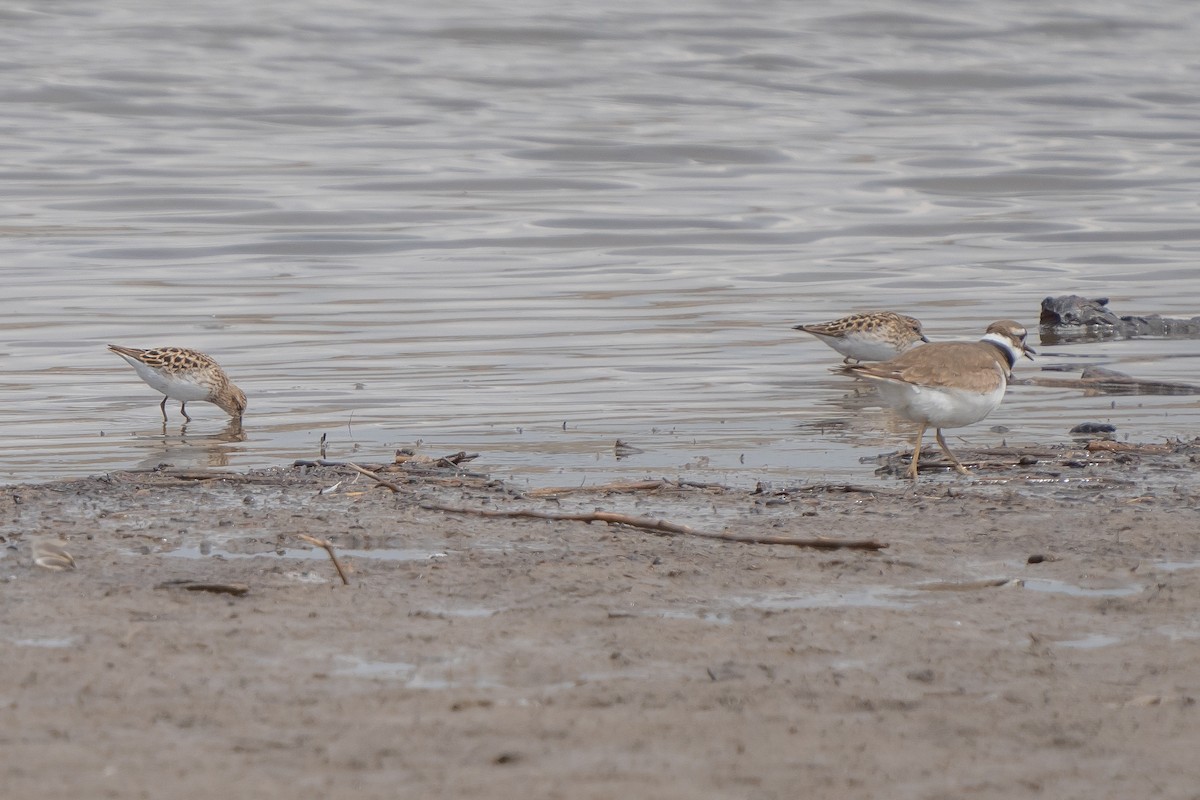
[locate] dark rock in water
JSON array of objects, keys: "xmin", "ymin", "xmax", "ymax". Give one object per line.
[
  {"xmin": 1040, "ymin": 295, "xmax": 1119, "ymax": 327},
  {"xmin": 1080, "ymin": 366, "xmax": 1134, "ymax": 382},
  {"xmin": 1040, "ymin": 295, "xmax": 1200, "ymax": 340},
  {"xmin": 1030, "ymin": 363, "xmax": 1200, "ymax": 395},
  {"xmin": 1070, "ymin": 422, "xmax": 1117, "ymax": 434},
  {"xmin": 1078, "ymin": 366, "xmax": 1200, "ymax": 396},
  {"xmin": 1113, "ymin": 314, "xmax": 1200, "ymax": 336}
]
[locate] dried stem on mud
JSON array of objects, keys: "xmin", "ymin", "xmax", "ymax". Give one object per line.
[
  {"xmin": 343, "ymin": 461, "xmax": 887, "ymax": 551},
  {"xmin": 525, "ymin": 479, "xmax": 726, "ymax": 498},
  {"xmin": 343, "ymin": 461, "xmax": 406, "ymax": 492},
  {"xmin": 419, "ymin": 502, "xmax": 887, "ymax": 551},
  {"xmin": 297, "ymin": 534, "xmax": 351, "ymax": 585}
]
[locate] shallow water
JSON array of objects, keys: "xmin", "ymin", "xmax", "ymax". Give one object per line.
[
  {"xmin": 1018, "ymin": 578, "xmax": 1144, "ymax": 599},
  {"xmin": 3, "ymin": 1, "xmax": 1200, "ymax": 487},
  {"xmin": 161, "ymin": 544, "xmax": 446, "ymax": 563}
]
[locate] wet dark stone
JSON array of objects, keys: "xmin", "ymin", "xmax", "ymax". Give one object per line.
[
  {"xmin": 1040, "ymin": 295, "xmax": 1120, "ymax": 327},
  {"xmin": 1070, "ymin": 422, "xmax": 1117, "ymax": 434},
  {"xmin": 1041, "ymin": 295, "xmax": 1200, "ymax": 338}
]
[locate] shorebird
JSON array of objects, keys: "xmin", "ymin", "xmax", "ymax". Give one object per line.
[
  {"xmin": 794, "ymin": 311, "xmax": 928, "ymax": 363},
  {"xmin": 108, "ymin": 345, "xmax": 246, "ymax": 422},
  {"xmin": 837, "ymin": 319, "xmax": 1034, "ymax": 479}
]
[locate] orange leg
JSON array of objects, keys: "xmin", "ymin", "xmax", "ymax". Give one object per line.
[
  {"xmin": 906, "ymin": 423, "xmax": 927, "ymax": 480},
  {"xmin": 935, "ymin": 428, "xmax": 970, "ymax": 475}
]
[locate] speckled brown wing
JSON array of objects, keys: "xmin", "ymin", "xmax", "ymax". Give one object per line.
[
  {"xmin": 798, "ymin": 312, "xmax": 889, "ymax": 338},
  {"xmin": 143, "ymin": 347, "xmax": 220, "ymax": 375},
  {"xmin": 109, "ymin": 345, "xmax": 218, "ymax": 376}
]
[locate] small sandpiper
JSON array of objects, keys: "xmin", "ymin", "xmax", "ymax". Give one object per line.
[
  {"xmin": 836, "ymin": 320, "xmax": 1034, "ymax": 480},
  {"xmin": 794, "ymin": 311, "xmax": 928, "ymax": 363},
  {"xmin": 108, "ymin": 345, "xmax": 246, "ymax": 422}
]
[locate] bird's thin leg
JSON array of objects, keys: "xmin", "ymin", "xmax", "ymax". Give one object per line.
[
  {"xmin": 180, "ymin": 401, "xmax": 193, "ymax": 422},
  {"xmin": 935, "ymin": 428, "xmax": 971, "ymax": 475},
  {"xmin": 159, "ymin": 396, "xmax": 169, "ymax": 421},
  {"xmin": 906, "ymin": 423, "xmax": 927, "ymax": 480}
]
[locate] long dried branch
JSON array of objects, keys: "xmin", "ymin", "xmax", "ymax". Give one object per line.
[
  {"xmin": 1086, "ymin": 440, "xmax": 1173, "ymax": 454},
  {"xmin": 526, "ymin": 479, "xmax": 674, "ymax": 498},
  {"xmin": 335, "ymin": 462, "xmax": 885, "ymax": 550},
  {"xmin": 526, "ymin": 479, "xmax": 727, "ymax": 498},
  {"xmin": 418, "ymin": 502, "xmax": 886, "ymax": 550}
]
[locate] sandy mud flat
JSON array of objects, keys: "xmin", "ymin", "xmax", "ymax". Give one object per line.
[{"xmin": 3, "ymin": 442, "xmax": 1199, "ymax": 799}]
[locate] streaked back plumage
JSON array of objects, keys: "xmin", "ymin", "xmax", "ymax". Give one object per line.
[{"xmin": 794, "ymin": 311, "xmax": 928, "ymax": 363}]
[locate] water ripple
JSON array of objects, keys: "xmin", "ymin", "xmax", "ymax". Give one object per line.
[{"xmin": 1, "ymin": 0, "xmax": 1200, "ymax": 485}]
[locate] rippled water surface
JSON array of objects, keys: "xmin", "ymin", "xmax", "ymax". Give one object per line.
[{"xmin": 3, "ymin": 0, "xmax": 1200, "ymax": 486}]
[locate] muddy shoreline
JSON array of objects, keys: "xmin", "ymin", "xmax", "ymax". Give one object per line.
[{"xmin": 3, "ymin": 445, "xmax": 1200, "ymax": 798}]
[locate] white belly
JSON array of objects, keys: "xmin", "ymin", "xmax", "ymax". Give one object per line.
[
  {"xmin": 126, "ymin": 359, "xmax": 213, "ymax": 402},
  {"xmin": 875, "ymin": 381, "xmax": 1006, "ymax": 429},
  {"xmin": 825, "ymin": 334, "xmax": 908, "ymax": 362}
]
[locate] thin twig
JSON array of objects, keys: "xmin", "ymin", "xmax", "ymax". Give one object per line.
[
  {"xmin": 297, "ymin": 534, "xmax": 351, "ymax": 585},
  {"xmin": 295, "ymin": 458, "xmax": 370, "ymax": 468},
  {"xmin": 433, "ymin": 451, "xmax": 479, "ymax": 467},
  {"xmin": 344, "ymin": 461, "xmax": 405, "ymax": 492},
  {"xmin": 527, "ymin": 479, "xmax": 732, "ymax": 498},
  {"xmin": 295, "ymin": 458, "xmax": 391, "ymax": 473},
  {"xmin": 526, "ymin": 479, "xmax": 674, "ymax": 498},
  {"xmin": 676, "ymin": 480, "xmax": 729, "ymax": 491},
  {"xmin": 418, "ymin": 502, "xmax": 886, "ymax": 550},
  {"xmin": 395, "ymin": 450, "xmax": 479, "ymax": 467},
  {"xmin": 1087, "ymin": 440, "xmax": 1172, "ymax": 454},
  {"xmin": 157, "ymin": 580, "xmax": 250, "ymax": 597},
  {"xmin": 295, "ymin": 458, "xmax": 488, "ymax": 481}
]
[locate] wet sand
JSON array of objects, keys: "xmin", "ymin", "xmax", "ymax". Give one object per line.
[{"xmin": 3, "ymin": 445, "xmax": 1200, "ymax": 799}]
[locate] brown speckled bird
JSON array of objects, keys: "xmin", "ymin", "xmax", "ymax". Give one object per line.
[
  {"xmin": 794, "ymin": 311, "xmax": 928, "ymax": 363},
  {"xmin": 108, "ymin": 345, "xmax": 246, "ymax": 421}
]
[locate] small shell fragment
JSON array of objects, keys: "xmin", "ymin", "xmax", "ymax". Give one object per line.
[{"xmin": 33, "ymin": 540, "xmax": 76, "ymax": 571}]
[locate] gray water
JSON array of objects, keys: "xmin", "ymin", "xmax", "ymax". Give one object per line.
[{"xmin": 3, "ymin": 0, "xmax": 1200, "ymax": 487}]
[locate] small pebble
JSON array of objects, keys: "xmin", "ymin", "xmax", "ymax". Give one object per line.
[{"xmin": 906, "ymin": 668, "xmax": 935, "ymax": 683}]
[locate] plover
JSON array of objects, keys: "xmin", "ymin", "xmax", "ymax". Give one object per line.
[{"xmin": 837, "ymin": 319, "xmax": 1033, "ymax": 479}]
